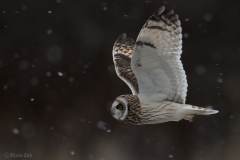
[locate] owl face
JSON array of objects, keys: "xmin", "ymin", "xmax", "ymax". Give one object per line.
[{"xmin": 111, "ymin": 96, "xmax": 129, "ymax": 121}]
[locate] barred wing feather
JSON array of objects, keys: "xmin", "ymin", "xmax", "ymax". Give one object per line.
[
  {"xmin": 131, "ymin": 6, "xmax": 188, "ymax": 104},
  {"xmin": 112, "ymin": 33, "xmax": 139, "ymax": 95}
]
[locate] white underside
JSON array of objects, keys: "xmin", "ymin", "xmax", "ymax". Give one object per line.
[{"xmin": 139, "ymin": 101, "xmax": 218, "ymax": 124}]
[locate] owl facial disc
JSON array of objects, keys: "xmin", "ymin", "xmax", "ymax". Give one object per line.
[{"xmin": 111, "ymin": 97, "xmax": 128, "ymax": 121}]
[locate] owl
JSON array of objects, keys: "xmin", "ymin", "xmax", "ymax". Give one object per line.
[{"xmin": 111, "ymin": 6, "xmax": 218, "ymax": 125}]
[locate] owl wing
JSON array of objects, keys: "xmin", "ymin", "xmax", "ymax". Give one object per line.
[
  {"xmin": 112, "ymin": 33, "xmax": 139, "ymax": 95},
  {"xmin": 131, "ymin": 6, "xmax": 188, "ymax": 104}
]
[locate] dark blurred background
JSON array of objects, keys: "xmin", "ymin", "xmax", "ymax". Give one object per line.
[{"xmin": 0, "ymin": 0, "xmax": 240, "ymax": 160}]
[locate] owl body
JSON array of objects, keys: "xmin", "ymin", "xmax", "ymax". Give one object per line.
[
  {"xmin": 111, "ymin": 6, "xmax": 218, "ymax": 125},
  {"xmin": 111, "ymin": 95, "xmax": 216, "ymax": 125}
]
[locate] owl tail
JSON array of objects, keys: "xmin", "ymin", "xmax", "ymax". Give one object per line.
[{"xmin": 183, "ymin": 104, "xmax": 218, "ymax": 121}]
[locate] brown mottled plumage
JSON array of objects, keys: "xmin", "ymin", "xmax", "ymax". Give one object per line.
[
  {"xmin": 117, "ymin": 95, "xmax": 141, "ymax": 124},
  {"xmin": 113, "ymin": 34, "xmax": 139, "ymax": 94}
]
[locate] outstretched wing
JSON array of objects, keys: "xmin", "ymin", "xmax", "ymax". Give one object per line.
[
  {"xmin": 112, "ymin": 33, "xmax": 139, "ymax": 95},
  {"xmin": 131, "ymin": 6, "xmax": 187, "ymax": 104}
]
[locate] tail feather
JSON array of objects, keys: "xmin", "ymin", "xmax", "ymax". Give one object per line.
[
  {"xmin": 184, "ymin": 104, "xmax": 219, "ymax": 115},
  {"xmin": 181, "ymin": 104, "xmax": 218, "ymax": 121},
  {"xmin": 201, "ymin": 108, "xmax": 219, "ymax": 115}
]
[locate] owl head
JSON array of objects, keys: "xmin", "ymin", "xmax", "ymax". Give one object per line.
[
  {"xmin": 111, "ymin": 95, "xmax": 129, "ymax": 121},
  {"xmin": 111, "ymin": 95, "xmax": 141, "ymax": 124}
]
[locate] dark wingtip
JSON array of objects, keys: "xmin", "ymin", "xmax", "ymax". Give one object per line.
[
  {"xmin": 157, "ymin": 6, "xmax": 165, "ymax": 15},
  {"xmin": 171, "ymin": 14, "xmax": 179, "ymax": 20},
  {"xmin": 115, "ymin": 33, "xmax": 127, "ymax": 43},
  {"xmin": 124, "ymin": 38, "xmax": 135, "ymax": 43},
  {"xmin": 119, "ymin": 33, "xmax": 127, "ymax": 40},
  {"xmin": 165, "ymin": 9, "xmax": 174, "ymax": 15}
]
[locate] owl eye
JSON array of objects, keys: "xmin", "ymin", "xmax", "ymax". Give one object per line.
[{"xmin": 116, "ymin": 104, "xmax": 123, "ymax": 110}]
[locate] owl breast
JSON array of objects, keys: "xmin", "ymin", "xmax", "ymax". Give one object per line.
[
  {"xmin": 113, "ymin": 94, "xmax": 179, "ymax": 125},
  {"xmin": 122, "ymin": 95, "xmax": 178, "ymax": 125}
]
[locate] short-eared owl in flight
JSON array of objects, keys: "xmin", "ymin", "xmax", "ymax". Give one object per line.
[{"xmin": 111, "ymin": 6, "xmax": 218, "ymax": 125}]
